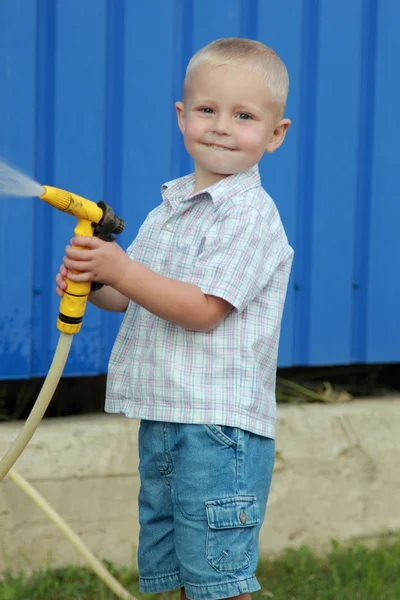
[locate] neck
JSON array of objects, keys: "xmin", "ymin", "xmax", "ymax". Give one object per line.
[{"xmin": 194, "ymin": 164, "xmax": 230, "ymax": 193}]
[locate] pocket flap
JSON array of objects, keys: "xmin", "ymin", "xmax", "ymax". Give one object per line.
[{"xmin": 206, "ymin": 496, "xmax": 259, "ymax": 529}]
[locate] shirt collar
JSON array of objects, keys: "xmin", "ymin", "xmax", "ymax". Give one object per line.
[{"xmin": 161, "ymin": 165, "xmax": 261, "ymax": 209}]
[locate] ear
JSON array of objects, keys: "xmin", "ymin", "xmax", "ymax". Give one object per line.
[
  {"xmin": 175, "ymin": 101, "xmax": 186, "ymax": 134},
  {"xmin": 266, "ymin": 118, "xmax": 291, "ymax": 154}
]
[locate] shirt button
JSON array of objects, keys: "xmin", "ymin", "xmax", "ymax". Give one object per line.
[
  {"xmin": 239, "ymin": 511, "xmax": 247, "ymax": 524},
  {"xmin": 164, "ymin": 223, "xmax": 173, "ymax": 231},
  {"xmin": 153, "ymin": 265, "xmax": 161, "ymax": 273}
]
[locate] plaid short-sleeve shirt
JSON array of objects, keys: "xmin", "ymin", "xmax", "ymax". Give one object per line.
[{"xmin": 105, "ymin": 165, "xmax": 293, "ymax": 438}]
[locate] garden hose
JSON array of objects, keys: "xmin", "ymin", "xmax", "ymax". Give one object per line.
[
  {"xmin": 0, "ymin": 333, "xmax": 73, "ymax": 481},
  {"xmin": 0, "ymin": 183, "xmax": 134, "ymax": 600},
  {"xmin": 1, "ymin": 332, "xmax": 136, "ymax": 600},
  {"xmin": 7, "ymin": 468, "xmax": 136, "ymax": 600}
]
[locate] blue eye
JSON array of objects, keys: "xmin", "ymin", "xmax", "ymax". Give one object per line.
[
  {"xmin": 238, "ymin": 113, "xmax": 252, "ymax": 120},
  {"xmin": 200, "ymin": 107, "xmax": 214, "ymax": 114}
]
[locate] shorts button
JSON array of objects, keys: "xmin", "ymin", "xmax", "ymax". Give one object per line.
[{"xmin": 239, "ymin": 511, "xmax": 247, "ymax": 524}]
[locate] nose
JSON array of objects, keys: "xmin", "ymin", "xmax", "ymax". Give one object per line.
[{"xmin": 212, "ymin": 113, "xmax": 230, "ymax": 135}]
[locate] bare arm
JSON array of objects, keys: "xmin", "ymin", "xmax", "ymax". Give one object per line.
[
  {"xmin": 114, "ymin": 260, "xmax": 232, "ymax": 331},
  {"xmin": 62, "ymin": 239, "xmax": 233, "ymax": 331},
  {"xmin": 89, "ymin": 285, "xmax": 129, "ymax": 312}
]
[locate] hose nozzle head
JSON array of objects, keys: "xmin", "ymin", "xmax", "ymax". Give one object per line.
[
  {"xmin": 94, "ymin": 201, "xmax": 125, "ymax": 241},
  {"xmin": 40, "ymin": 185, "xmax": 103, "ymax": 224}
]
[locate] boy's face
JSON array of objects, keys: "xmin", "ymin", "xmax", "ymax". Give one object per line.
[{"xmin": 176, "ymin": 62, "xmax": 291, "ymax": 190}]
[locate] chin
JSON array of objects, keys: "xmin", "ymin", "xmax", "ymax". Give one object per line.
[{"xmin": 202, "ymin": 162, "xmax": 242, "ymax": 176}]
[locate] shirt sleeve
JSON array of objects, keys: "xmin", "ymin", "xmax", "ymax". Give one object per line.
[{"xmin": 188, "ymin": 206, "xmax": 289, "ymax": 313}]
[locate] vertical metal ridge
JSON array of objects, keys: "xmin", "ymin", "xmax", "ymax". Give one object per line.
[
  {"xmin": 102, "ymin": 0, "xmax": 126, "ymax": 371},
  {"xmin": 240, "ymin": 0, "xmax": 259, "ymax": 39},
  {"xmin": 33, "ymin": 0, "xmax": 56, "ymax": 376},
  {"xmin": 171, "ymin": 0, "xmax": 193, "ymax": 179},
  {"xmin": 351, "ymin": 0, "xmax": 378, "ymax": 363},
  {"xmin": 293, "ymin": 0, "xmax": 320, "ymax": 365},
  {"xmin": 104, "ymin": 0, "xmax": 125, "ymax": 218}
]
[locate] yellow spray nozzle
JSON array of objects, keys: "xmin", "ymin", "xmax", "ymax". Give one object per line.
[
  {"xmin": 39, "ymin": 185, "xmax": 124, "ymax": 335},
  {"xmin": 40, "ymin": 185, "xmax": 103, "ymax": 224},
  {"xmin": 40, "ymin": 186, "xmax": 103, "ymax": 335}
]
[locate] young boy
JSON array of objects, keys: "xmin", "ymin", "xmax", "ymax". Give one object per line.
[{"xmin": 56, "ymin": 38, "xmax": 293, "ymax": 600}]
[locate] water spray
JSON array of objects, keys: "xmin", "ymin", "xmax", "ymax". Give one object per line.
[{"xmin": 0, "ymin": 161, "xmax": 135, "ymax": 600}]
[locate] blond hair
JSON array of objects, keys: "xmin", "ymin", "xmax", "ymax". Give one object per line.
[{"xmin": 183, "ymin": 37, "xmax": 289, "ymax": 110}]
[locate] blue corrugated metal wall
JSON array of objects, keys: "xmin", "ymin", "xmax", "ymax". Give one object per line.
[{"xmin": 0, "ymin": 0, "xmax": 399, "ymax": 379}]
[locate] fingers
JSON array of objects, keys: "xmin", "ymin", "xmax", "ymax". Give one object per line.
[
  {"xmin": 62, "ymin": 269, "xmax": 92, "ymax": 283},
  {"xmin": 56, "ymin": 272, "xmax": 66, "ymax": 287},
  {"xmin": 63, "ymin": 257, "xmax": 93, "ymax": 273},
  {"xmin": 70, "ymin": 236, "xmax": 101, "ymax": 248},
  {"xmin": 56, "ymin": 238, "xmax": 98, "ymax": 297},
  {"xmin": 65, "ymin": 246, "xmax": 94, "ymax": 261},
  {"xmin": 55, "ymin": 263, "xmax": 91, "ymax": 296},
  {"xmin": 56, "ymin": 267, "xmax": 67, "ymax": 297}
]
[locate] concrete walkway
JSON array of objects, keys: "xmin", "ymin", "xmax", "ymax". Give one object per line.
[{"xmin": 1, "ymin": 397, "xmax": 399, "ymax": 572}]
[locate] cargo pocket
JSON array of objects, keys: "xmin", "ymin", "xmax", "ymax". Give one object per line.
[{"xmin": 205, "ymin": 496, "xmax": 259, "ymax": 573}]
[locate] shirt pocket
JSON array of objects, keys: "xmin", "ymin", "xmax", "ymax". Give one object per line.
[
  {"xmin": 205, "ymin": 496, "xmax": 260, "ymax": 573},
  {"xmin": 166, "ymin": 230, "xmax": 206, "ymax": 279}
]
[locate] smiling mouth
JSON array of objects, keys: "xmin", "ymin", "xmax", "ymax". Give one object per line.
[{"xmin": 204, "ymin": 143, "xmax": 236, "ymax": 151}]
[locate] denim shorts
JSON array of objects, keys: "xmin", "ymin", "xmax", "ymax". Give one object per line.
[{"xmin": 137, "ymin": 421, "xmax": 275, "ymax": 600}]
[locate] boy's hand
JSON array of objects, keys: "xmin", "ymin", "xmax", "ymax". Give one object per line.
[
  {"xmin": 55, "ymin": 264, "xmax": 68, "ymax": 297},
  {"xmin": 62, "ymin": 236, "xmax": 131, "ymax": 289}
]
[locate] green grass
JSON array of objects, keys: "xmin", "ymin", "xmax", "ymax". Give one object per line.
[{"xmin": 1, "ymin": 538, "xmax": 400, "ymax": 600}]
